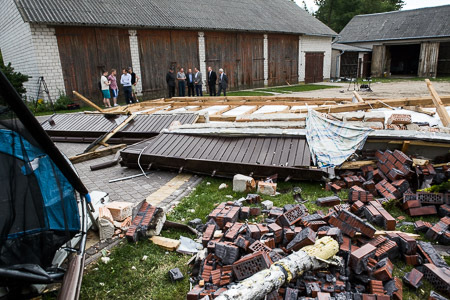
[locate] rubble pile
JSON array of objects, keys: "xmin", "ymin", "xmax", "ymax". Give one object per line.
[{"xmin": 185, "ymin": 150, "xmax": 449, "ymax": 299}]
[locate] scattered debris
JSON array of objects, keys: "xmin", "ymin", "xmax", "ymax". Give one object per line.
[
  {"xmin": 149, "ymin": 236, "xmax": 180, "ymax": 251},
  {"xmin": 232, "ymin": 174, "xmax": 256, "ymax": 192},
  {"xmin": 182, "ymin": 146, "xmax": 449, "ymax": 299},
  {"xmin": 218, "ymin": 183, "xmax": 228, "ymax": 190},
  {"xmin": 257, "ymin": 181, "xmax": 277, "ymax": 196},
  {"xmin": 100, "ymin": 257, "xmax": 110, "ymax": 264},
  {"xmin": 169, "ymin": 268, "xmax": 184, "ymax": 282}
]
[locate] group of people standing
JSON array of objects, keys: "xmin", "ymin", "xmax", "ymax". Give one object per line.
[
  {"xmin": 166, "ymin": 66, "xmax": 228, "ymax": 98},
  {"xmin": 100, "ymin": 67, "xmax": 139, "ymax": 107}
]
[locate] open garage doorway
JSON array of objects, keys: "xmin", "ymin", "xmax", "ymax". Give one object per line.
[
  {"xmin": 389, "ymin": 44, "xmax": 420, "ymax": 76},
  {"xmin": 437, "ymin": 42, "xmax": 450, "ymax": 76}
]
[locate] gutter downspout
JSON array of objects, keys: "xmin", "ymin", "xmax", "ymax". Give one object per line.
[{"xmin": 335, "ymin": 50, "xmax": 345, "ymax": 79}]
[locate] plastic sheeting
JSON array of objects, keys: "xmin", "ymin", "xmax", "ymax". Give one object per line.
[
  {"xmin": 0, "ymin": 129, "xmax": 80, "ymax": 234},
  {"xmin": 306, "ymin": 110, "xmax": 373, "ymax": 168}
]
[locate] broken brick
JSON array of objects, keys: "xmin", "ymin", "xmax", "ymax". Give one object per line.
[{"xmin": 403, "ymin": 268, "xmax": 423, "ymax": 289}]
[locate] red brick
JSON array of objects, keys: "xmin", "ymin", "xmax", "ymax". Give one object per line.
[
  {"xmin": 403, "ymin": 268, "xmax": 423, "ymax": 289},
  {"xmin": 408, "ymin": 206, "xmax": 437, "ymax": 216},
  {"xmin": 350, "ymin": 243, "xmax": 376, "ymax": 274}
]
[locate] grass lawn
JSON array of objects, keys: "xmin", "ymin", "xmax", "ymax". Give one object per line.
[
  {"xmin": 33, "ymin": 106, "xmax": 97, "ymax": 116},
  {"xmin": 227, "ymin": 84, "xmax": 340, "ymax": 96},
  {"xmin": 260, "ymin": 84, "xmax": 340, "ymax": 94},
  {"xmin": 70, "ymin": 177, "xmax": 444, "ymax": 300}
]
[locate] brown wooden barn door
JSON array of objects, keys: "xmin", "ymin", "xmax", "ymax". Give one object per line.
[
  {"xmin": 56, "ymin": 26, "xmax": 131, "ymax": 103},
  {"xmin": 138, "ymin": 30, "xmax": 171, "ymax": 99},
  {"xmin": 252, "ymin": 36, "xmax": 264, "ymax": 88},
  {"xmin": 304, "ymin": 52, "xmax": 324, "ymax": 83}
]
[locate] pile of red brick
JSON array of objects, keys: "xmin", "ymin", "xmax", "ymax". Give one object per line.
[
  {"xmin": 188, "ymin": 202, "xmax": 449, "ymax": 299},
  {"xmin": 326, "ymin": 149, "xmax": 449, "ymax": 242},
  {"xmin": 186, "ymin": 149, "xmax": 450, "ymax": 299}
]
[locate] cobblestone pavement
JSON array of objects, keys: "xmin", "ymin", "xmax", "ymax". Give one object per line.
[{"xmin": 55, "ymin": 142, "xmax": 202, "ymax": 207}]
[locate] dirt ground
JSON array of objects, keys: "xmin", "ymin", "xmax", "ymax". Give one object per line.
[{"xmin": 284, "ymin": 80, "xmax": 450, "ymax": 99}]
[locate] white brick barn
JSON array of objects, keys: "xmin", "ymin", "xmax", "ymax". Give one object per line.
[{"xmin": 0, "ymin": 0, "xmax": 336, "ymax": 102}]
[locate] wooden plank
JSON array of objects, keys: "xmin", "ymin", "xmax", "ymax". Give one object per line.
[
  {"xmin": 69, "ymin": 144, "xmax": 126, "ymax": 164},
  {"xmin": 73, "ymin": 91, "xmax": 105, "ymax": 112},
  {"xmin": 313, "ymin": 96, "xmax": 450, "ymax": 114},
  {"xmin": 386, "ymin": 140, "xmax": 450, "ymax": 148},
  {"xmin": 149, "ymin": 236, "xmax": 180, "ymax": 251},
  {"xmin": 401, "ymin": 141, "xmax": 410, "ymax": 153},
  {"xmin": 89, "ymin": 114, "xmax": 136, "ymax": 152},
  {"xmin": 425, "ymin": 79, "xmax": 450, "ymax": 127},
  {"xmin": 353, "ymin": 91, "xmax": 364, "ymax": 103},
  {"xmin": 339, "ymin": 160, "xmax": 377, "ymax": 169}
]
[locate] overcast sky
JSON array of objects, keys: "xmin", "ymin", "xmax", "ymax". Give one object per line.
[{"xmin": 296, "ymin": 0, "xmax": 450, "ymax": 13}]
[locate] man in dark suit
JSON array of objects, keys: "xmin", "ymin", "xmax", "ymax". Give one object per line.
[
  {"xmin": 186, "ymin": 68, "xmax": 195, "ymax": 97},
  {"xmin": 194, "ymin": 67, "xmax": 203, "ymax": 96},
  {"xmin": 207, "ymin": 66, "xmax": 217, "ymax": 96},
  {"xmin": 166, "ymin": 68, "xmax": 176, "ymax": 98},
  {"xmin": 217, "ymin": 68, "xmax": 228, "ymax": 96}
]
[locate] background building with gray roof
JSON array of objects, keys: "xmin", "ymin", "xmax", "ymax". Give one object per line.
[{"xmin": 336, "ymin": 5, "xmax": 450, "ymax": 78}]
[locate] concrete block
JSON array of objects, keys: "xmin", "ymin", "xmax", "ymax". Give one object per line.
[
  {"xmin": 233, "ymin": 174, "xmax": 255, "ymax": 192},
  {"xmin": 261, "ymin": 200, "xmax": 274, "ymax": 210},
  {"xmin": 257, "ymin": 181, "xmax": 277, "ymax": 196},
  {"xmin": 105, "ymin": 201, "xmax": 133, "ymax": 221},
  {"xmin": 99, "ymin": 218, "xmax": 114, "ymax": 241}
]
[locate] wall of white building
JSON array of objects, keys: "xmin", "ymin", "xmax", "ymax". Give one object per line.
[
  {"xmin": 0, "ymin": 0, "xmax": 40, "ymax": 99},
  {"xmin": 29, "ymin": 24, "xmax": 65, "ymax": 99},
  {"xmin": 298, "ymin": 36, "xmax": 332, "ymax": 82},
  {"xmin": 0, "ymin": 1, "xmax": 65, "ymax": 101}
]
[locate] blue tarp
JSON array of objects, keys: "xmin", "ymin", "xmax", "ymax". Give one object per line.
[{"xmin": 0, "ymin": 129, "xmax": 80, "ymax": 237}]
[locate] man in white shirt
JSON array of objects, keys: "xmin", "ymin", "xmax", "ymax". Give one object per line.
[
  {"xmin": 100, "ymin": 70, "xmax": 111, "ymax": 108},
  {"xmin": 120, "ymin": 68, "xmax": 133, "ymax": 104}
]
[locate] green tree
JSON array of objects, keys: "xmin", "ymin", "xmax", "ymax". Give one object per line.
[
  {"xmin": 314, "ymin": 0, "xmax": 404, "ymax": 33},
  {"xmin": 0, "ymin": 50, "xmax": 30, "ymax": 98}
]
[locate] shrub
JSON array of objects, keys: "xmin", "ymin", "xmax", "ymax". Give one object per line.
[{"xmin": 0, "ymin": 50, "xmax": 30, "ymax": 98}]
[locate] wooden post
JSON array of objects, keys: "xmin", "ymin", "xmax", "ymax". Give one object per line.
[
  {"xmin": 73, "ymin": 91, "xmax": 105, "ymax": 112},
  {"xmin": 425, "ymin": 79, "xmax": 450, "ymax": 127},
  {"xmin": 215, "ymin": 237, "xmax": 338, "ymax": 300},
  {"xmin": 353, "ymin": 91, "xmax": 364, "ymax": 103},
  {"xmin": 89, "ymin": 114, "xmax": 136, "ymax": 152},
  {"xmin": 401, "ymin": 141, "xmax": 410, "ymax": 153},
  {"xmin": 69, "ymin": 144, "xmax": 126, "ymax": 164}
]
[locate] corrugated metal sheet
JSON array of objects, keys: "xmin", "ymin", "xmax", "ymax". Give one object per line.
[
  {"xmin": 338, "ymin": 5, "xmax": 450, "ymax": 43},
  {"xmin": 15, "ymin": 0, "xmax": 337, "ymax": 37},
  {"xmin": 120, "ymin": 133, "xmax": 324, "ymax": 181},
  {"xmin": 41, "ymin": 113, "xmax": 198, "ymax": 143}
]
